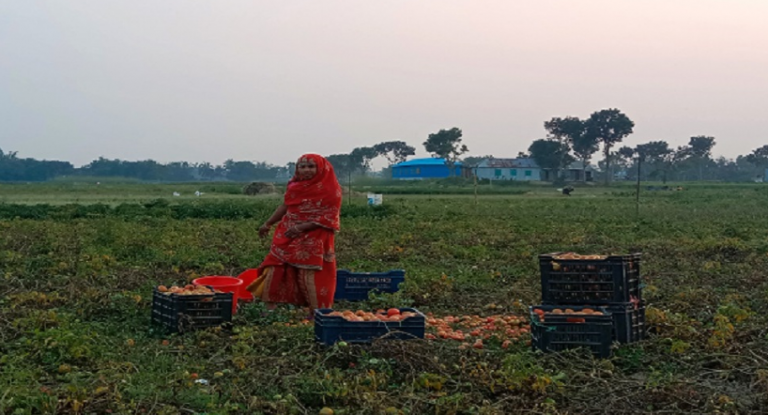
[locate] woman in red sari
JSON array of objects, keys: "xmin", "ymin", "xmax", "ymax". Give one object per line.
[{"xmin": 246, "ymin": 154, "xmax": 342, "ymax": 316}]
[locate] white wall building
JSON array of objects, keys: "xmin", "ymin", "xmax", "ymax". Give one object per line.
[
  {"xmin": 475, "ymin": 158, "xmax": 542, "ymax": 181},
  {"xmin": 474, "ymin": 158, "xmax": 594, "ymax": 182}
]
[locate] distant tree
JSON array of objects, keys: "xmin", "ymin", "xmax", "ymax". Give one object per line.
[
  {"xmin": 677, "ymin": 136, "xmax": 716, "ymax": 180},
  {"xmin": 82, "ymin": 157, "xmax": 121, "ymax": 177},
  {"xmin": 349, "ymin": 146, "xmax": 379, "ymax": 174},
  {"xmin": 544, "ymin": 117, "xmax": 581, "ymax": 143},
  {"xmin": 528, "ymin": 139, "xmax": 574, "ymax": 181},
  {"xmin": 636, "ymin": 141, "xmax": 673, "ymax": 182},
  {"xmin": 573, "ymin": 136, "xmax": 600, "ymax": 171},
  {"xmin": 617, "ymin": 146, "xmax": 636, "ymax": 161},
  {"xmin": 544, "ymin": 117, "xmax": 598, "ymax": 181},
  {"xmin": 687, "ymin": 136, "xmax": 717, "ymax": 159},
  {"xmin": 744, "ymin": 145, "xmax": 768, "ymax": 177},
  {"xmin": 214, "ymin": 165, "xmax": 227, "ymax": 179},
  {"xmin": 135, "ymin": 160, "xmax": 165, "ymax": 180},
  {"xmin": 745, "ymin": 145, "xmax": 768, "ymax": 164},
  {"xmin": 616, "ymin": 141, "xmax": 675, "ymax": 182},
  {"xmin": 424, "ymin": 127, "xmax": 469, "ymax": 175},
  {"xmin": 712, "ymin": 156, "xmax": 752, "ymax": 182},
  {"xmin": 671, "ymin": 146, "xmax": 693, "ymax": 180},
  {"xmin": 373, "ymin": 141, "xmax": 416, "ymax": 165},
  {"xmin": 616, "ymin": 146, "xmax": 641, "ymax": 181},
  {"xmin": 610, "ymin": 146, "xmax": 635, "ymax": 179},
  {"xmin": 584, "ymin": 109, "xmax": 635, "ymax": 184},
  {"xmin": 0, "ymin": 149, "xmax": 19, "ymax": 160},
  {"xmin": 326, "ymin": 154, "xmax": 355, "ymax": 179},
  {"xmin": 196, "ymin": 162, "xmax": 218, "ymax": 180},
  {"xmin": 0, "ymin": 149, "xmax": 74, "ymax": 181},
  {"xmin": 285, "ymin": 162, "xmax": 296, "ymax": 178},
  {"xmin": 545, "ymin": 116, "xmax": 599, "ymax": 179},
  {"xmin": 164, "ymin": 162, "xmax": 195, "ymax": 182},
  {"xmin": 517, "ymin": 151, "xmax": 530, "ymax": 158},
  {"xmin": 0, "ymin": 149, "xmax": 289, "ymax": 182},
  {"xmin": 733, "ymin": 156, "xmax": 759, "ymax": 182},
  {"xmin": 224, "ymin": 160, "xmax": 257, "ymax": 182}
]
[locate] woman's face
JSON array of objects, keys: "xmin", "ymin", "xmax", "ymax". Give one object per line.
[{"xmin": 296, "ymin": 157, "xmax": 318, "ymax": 180}]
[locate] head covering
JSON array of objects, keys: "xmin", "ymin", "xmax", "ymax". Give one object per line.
[{"xmin": 283, "ymin": 154, "xmax": 342, "ymax": 231}]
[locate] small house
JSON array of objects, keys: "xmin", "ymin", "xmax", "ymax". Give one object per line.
[
  {"xmin": 475, "ymin": 158, "xmax": 594, "ymax": 182},
  {"xmin": 392, "ymin": 158, "xmax": 469, "ymax": 179},
  {"xmin": 475, "ymin": 158, "xmax": 542, "ymax": 181}
]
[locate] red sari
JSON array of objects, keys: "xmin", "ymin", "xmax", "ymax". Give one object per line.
[{"xmin": 247, "ymin": 154, "xmax": 342, "ymax": 309}]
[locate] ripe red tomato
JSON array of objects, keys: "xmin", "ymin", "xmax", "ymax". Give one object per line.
[{"xmin": 387, "ymin": 308, "xmax": 401, "ymax": 317}]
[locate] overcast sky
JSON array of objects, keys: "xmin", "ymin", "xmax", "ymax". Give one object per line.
[{"xmin": 1, "ymin": 0, "xmax": 766, "ymax": 168}]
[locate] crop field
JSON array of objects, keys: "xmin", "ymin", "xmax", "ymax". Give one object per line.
[{"xmin": 1, "ymin": 182, "xmax": 767, "ymax": 414}]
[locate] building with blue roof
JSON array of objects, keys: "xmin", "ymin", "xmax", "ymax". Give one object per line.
[{"xmin": 392, "ymin": 158, "xmax": 469, "ymax": 179}]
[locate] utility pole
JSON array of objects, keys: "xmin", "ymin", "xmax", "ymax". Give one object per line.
[
  {"xmin": 473, "ymin": 166, "xmax": 478, "ymax": 206},
  {"xmin": 635, "ymin": 157, "xmax": 642, "ymax": 216}
]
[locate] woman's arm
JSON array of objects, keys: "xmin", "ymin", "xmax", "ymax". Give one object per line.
[
  {"xmin": 259, "ymin": 204, "xmax": 287, "ymax": 238},
  {"xmin": 265, "ymin": 204, "xmax": 287, "ymax": 227}
]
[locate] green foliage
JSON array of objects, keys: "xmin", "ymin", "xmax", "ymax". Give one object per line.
[
  {"xmin": 545, "ymin": 116, "xmax": 598, "ymax": 167},
  {"xmin": 528, "ymin": 139, "xmax": 574, "ymax": 172},
  {"xmin": 0, "ymin": 149, "xmax": 290, "ymax": 182},
  {"xmin": 423, "ymin": 127, "xmax": 469, "ymax": 170},
  {"xmin": 373, "ymin": 141, "xmax": 416, "ymax": 165},
  {"xmin": 585, "ymin": 108, "xmax": 635, "ymax": 183},
  {"xmin": 0, "ymin": 148, "xmax": 74, "ymax": 181}
]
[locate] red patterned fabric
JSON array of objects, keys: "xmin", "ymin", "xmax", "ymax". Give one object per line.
[
  {"xmin": 248, "ymin": 154, "xmax": 341, "ymax": 308},
  {"xmin": 264, "ymin": 153, "xmax": 341, "ymax": 270},
  {"xmin": 250, "ymin": 263, "xmax": 336, "ymax": 309}
]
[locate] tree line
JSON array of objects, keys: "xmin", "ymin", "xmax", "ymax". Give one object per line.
[
  {"xmin": 0, "ymin": 150, "xmax": 292, "ymax": 182},
  {"xmin": 2, "ymin": 112, "xmax": 767, "ymax": 182},
  {"xmin": 525, "ymin": 108, "xmax": 767, "ymax": 183}
]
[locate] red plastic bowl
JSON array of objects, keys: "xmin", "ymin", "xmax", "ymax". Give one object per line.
[{"xmin": 193, "ymin": 276, "xmax": 243, "ymax": 314}]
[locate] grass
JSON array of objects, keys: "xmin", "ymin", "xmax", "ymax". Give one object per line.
[
  {"xmin": 1, "ymin": 182, "xmax": 767, "ymax": 414},
  {"xmin": 0, "ymin": 182, "xmax": 272, "ymax": 205}
]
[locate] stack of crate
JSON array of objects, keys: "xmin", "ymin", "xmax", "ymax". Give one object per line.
[{"xmin": 530, "ymin": 253, "xmax": 645, "ymax": 358}]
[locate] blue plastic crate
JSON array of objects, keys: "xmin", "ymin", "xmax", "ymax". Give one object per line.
[
  {"xmin": 334, "ymin": 269, "xmax": 405, "ymax": 301},
  {"xmin": 314, "ymin": 307, "xmax": 425, "ymax": 345}
]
